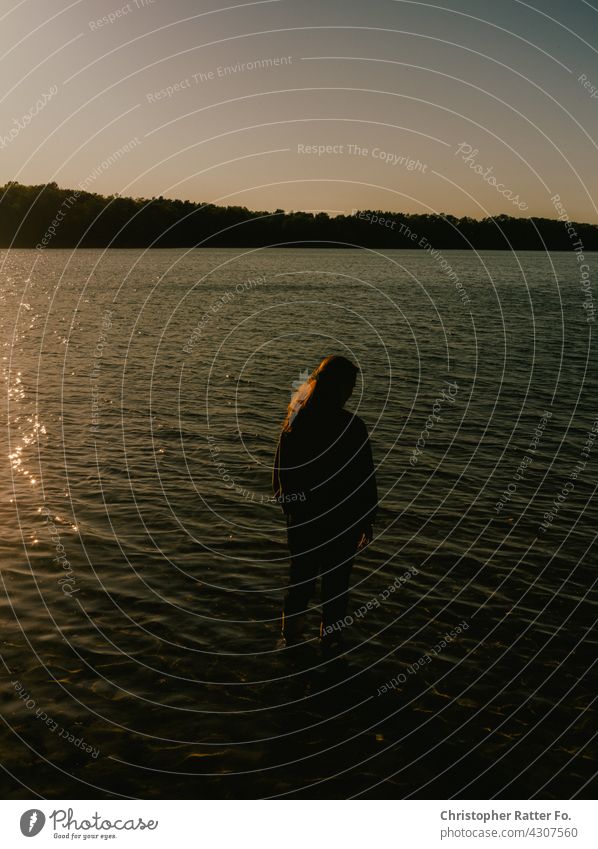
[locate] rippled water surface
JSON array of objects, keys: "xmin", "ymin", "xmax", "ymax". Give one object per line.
[{"xmin": 1, "ymin": 248, "xmax": 596, "ymax": 798}]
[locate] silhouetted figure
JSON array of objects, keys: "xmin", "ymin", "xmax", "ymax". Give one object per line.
[{"xmin": 273, "ymin": 355, "xmax": 378, "ymax": 654}]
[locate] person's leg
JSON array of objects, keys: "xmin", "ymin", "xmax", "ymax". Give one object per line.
[
  {"xmin": 319, "ymin": 527, "xmax": 361, "ymax": 635},
  {"xmin": 282, "ymin": 515, "xmax": 320, "ymax": 643}
]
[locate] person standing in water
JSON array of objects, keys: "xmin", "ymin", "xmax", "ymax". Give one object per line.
[{"xmin": 273, "ymin": 355, "xmax": 378, "ymax": 654}]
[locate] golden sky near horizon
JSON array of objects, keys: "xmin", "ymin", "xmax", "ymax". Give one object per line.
[{"xmin": 2, "ymin": 0, "xmax": 598, "ymax": 222}]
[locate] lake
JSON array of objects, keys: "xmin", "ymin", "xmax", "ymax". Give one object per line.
[{"xmin": 1, "ymin": 247, "xmax": 596, "ymax": 799}]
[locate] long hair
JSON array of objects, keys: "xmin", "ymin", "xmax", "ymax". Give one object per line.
[{"xmin": 282, "ymin": 355, "xmax": 359, "ymax": 432}]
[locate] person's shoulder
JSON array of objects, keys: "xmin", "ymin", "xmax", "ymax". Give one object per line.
[{"xmin": 343, "ymin": 411, "xmax": 369, "ymax": 434}]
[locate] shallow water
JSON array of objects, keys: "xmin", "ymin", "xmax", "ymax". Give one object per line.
[{"xmin": 1, "ymin": 248, "xmax": 596, "ymax": 798}]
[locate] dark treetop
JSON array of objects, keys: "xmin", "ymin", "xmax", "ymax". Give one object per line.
[{"xmin": 2, "ymin": 181, "xmax": 597, "ymax": 250}]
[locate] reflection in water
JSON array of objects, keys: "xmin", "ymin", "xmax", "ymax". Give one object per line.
[{"xmin": 8, "ymin": 371, "xmax": 46, "ymax": 485}]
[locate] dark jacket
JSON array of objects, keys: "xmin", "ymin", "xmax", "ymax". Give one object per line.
[{"xmin": 273, "ymin": 407, "xmax": 378, "ymax": 529}]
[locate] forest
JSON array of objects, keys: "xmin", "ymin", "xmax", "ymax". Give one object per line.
[{"xmin": 1, "ymin": 181, "xmax": 597, "ymax": 250}]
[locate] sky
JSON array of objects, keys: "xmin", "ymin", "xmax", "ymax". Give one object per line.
[{"xmin": 2, "ymin": 0, "xmax": 598, "ymax": 221}]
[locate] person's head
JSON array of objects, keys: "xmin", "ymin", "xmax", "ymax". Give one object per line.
[{"xmin": 283, "ymin": 355, "xmax": 359, "ymax": 431}]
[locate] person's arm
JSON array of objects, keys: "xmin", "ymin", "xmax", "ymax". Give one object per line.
[
  {"xmin": 355, "ymin": 419, "xmax": 378, "ymax": 541},
  {"xmin": 363, "ymin": 432, "xmax": 378, "ymax": 524},
  {"xmin": 272, "ymin": 432, "xmax": 285, "ymax": 505},
  {"xmin": 273, "ymin": 430, "xmax": 306, "ymax": 514}
]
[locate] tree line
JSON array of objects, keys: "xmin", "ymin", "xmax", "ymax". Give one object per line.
[{"xmin": 1, "ymin": 181, "xmax": 597, "ymax": 250}]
